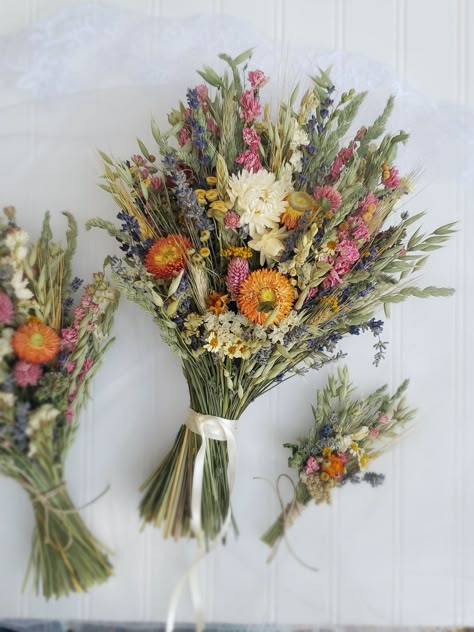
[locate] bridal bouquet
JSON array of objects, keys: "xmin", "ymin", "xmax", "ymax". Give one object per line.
[
  {"xmin": 261, "ymin": 366, "xmax": 415, "ymax": 551},
  {"xmin": 0, "ymin": 208, "xmax": 119, "ymax": 598},
  {"xmin": 90, "ymin": 50, "xmax": 453, "ymax": 544}
]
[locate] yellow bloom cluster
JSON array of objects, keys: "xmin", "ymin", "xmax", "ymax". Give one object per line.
[
  {"xmin": 221, "ymin": 246, "xmax": 253, "ymax": 259},
  {"xmin": 320, "ymin": 295, "xmax": 340, "ymax": 313}
]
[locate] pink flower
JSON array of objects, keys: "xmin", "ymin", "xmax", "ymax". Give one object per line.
[
  {"xmin": 224, "ymin": 211, "xmax": 241, "ymax": 229},
  {"xmin": 359, "ymin": 192, "xmax": 378, "ymax": 214},
  {"xmin": 242, "ymin": 127, "xmax": 261, "ymax": 150},
  {"xmin": 0, "ymin": 292, "xmax": 14, "ymax": 325},
  {"xmin": 305, "ymin": 456, "xmax": 320, "ymax": 475},
  {"xmin": 240, "ymin": 89, "xmax": 261, "ymax": 123},
  {"xmin": 13, "ymin": 361, "xmax": 42, "ymax": 387},
  {"xmin": 334, "ymin": 259, "xmax": 352, "ymax": 276},
  {"xmin": 81, "ymin": 295, "xmax": 94, "ymax": 309},
  {"xmin": 64, "ymin": 360, "xmax": 76, "ymax": 374},
  {"xmin": 79, "ymin": 357, "xmax": 93, "ymax": 381},
  {"xmin": 369, "ymin": 427, "xmax": 380, "ymax": 439},
  {"xmin": 150, "ymin": 177, "xmax": 163, "ymax": 190},
  {"xmin": 61, "ymin": 327, "xmax": 79, "ymax": 352},
  {"xmin": 248, "ymin": 70, "xmax": 269, "ymax": 89},
  {"xmin": 195, "ymin": 84, "xmax": 208, "ymax": 102},
  {"xmin": 226, "ymin": 257, "xmax": 250, "ymax": 297},
  {"xmin": 383, "ymin": 167, "xmax": 400, "ymax": 189},
  {"xmin": 74, "ymin": 306, "xmax": 86, "ymax": 324},
  {"xmin": 65, "ymin": 406, "xmax": 74, "ymax": 422},
  {"xmin": 315, "ymin": 185, "xmax": 342, "ymax": 212},
  {"xmin": 351, "ymin": 220, "xmax": 369, "ymax": 242},
  {"xmin": 339, "ymin": 144, "xmax": 355, "ymax": 162},
  {"xmin": 131, "ymin": 154, "xmax": 145, "ymax": 166},
  {"xmin": 330, "ymin": 143, "xmax": 355, "ymax": 179},
  {"xmin": 378, "ymin": 413, "xmax": 389, "ymax": 425},
  {"xmin": 236, "ymin": 148, "xmax": 262, "ymax": 172},
  {"xmin": 323, "ymin": 268, "xmax": 342, "ymax": 289},
  {"xmin": 336, "ymin": 239, "xmax": 360, "ymax": 265},
  {"xmin": 337, "ymin": 451, "xmax": 349, "ymax": 464},
  {"xmin": 140, "ymin": 168, "xmax": 150, "ymax": 179},
  {"xmin": 207, "ymin": 118, "xmax": 219, "ymax": 134},
  {"xmin": 306, "ymin": 286, "xmax": 319, "ymax": 301},
  {"xmin": 177, "ymin": 127, "xmax": 191, "ymax": 147}
]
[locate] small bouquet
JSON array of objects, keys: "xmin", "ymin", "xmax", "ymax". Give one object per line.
[
  {"xmin": 90, "ymin": 50, "xmax": 452, "ymax": 545},
  {"xmin": 0, "ymin": 208, "xmax": 119, "ymax": 598},
  {"xmin": 261, "ymin": 366, "xmax": 415, "ymax": 551}
]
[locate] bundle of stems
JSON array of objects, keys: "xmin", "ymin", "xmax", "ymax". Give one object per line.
[
  {"xmin": 91, "ymin": 50, "xmax": 453, "ymax": 544},
  {"xmin": 0, "ymin": 209, "xmax": 118, "ymax": 597},
  {"xmin": 261, "ymin": 366, "xmax": 415, "ymax": 550}
]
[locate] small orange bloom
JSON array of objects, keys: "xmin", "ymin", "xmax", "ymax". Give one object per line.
[
  {"xmin": 206, "ymin": 291, "xmax": 229, "ymax": 316},
  {"xmin": 13, "ymin": 321, "xmax": 60, "ymax": 364},
  {"xmin": 281, "ymin": 205, "xmax": 303, "ymax": 229},
  {"xmin": 321, "ymin": 453, "xmax": 345, "ymax": 479},
  {"xmin": 144, "ymin": 234, "xmax": 192, "ymax": 280}
]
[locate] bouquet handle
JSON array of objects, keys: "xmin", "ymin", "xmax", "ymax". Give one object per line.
[{"xmin": 12, "ymin": 464, "xmax": 113, "ymax": 599}]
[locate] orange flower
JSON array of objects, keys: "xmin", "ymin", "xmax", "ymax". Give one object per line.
[
  {"xmin": 206, "ymin": 291, "xmax": 229, "ymax": 316},
  {"xmin": 13, "ymin": 321, "xmax": 60, "ymax": 364},
  {"xmin": 281, "ymin": 191, "xmax": 316, "ymax": 229},
  {"xmin": 281, "ymin": 205, "xmax": 303, "ymax": 229},
  {"xmin": 238, "ymin": 269, "xmax": 294, "ymax": 326},
  {"xmin": 144, "ymin": 234, "xmax": 192, "ymax": 280},
  {"xmin": 321, "ymin": 453, "xmax": 345, "ymax": 479}
]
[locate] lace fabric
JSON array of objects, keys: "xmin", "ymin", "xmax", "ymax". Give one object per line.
[{"xmin": 0, "ymin": 3, "xmax": 472, "ymax": 189}]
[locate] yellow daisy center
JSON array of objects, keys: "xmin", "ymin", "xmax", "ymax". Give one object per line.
[
  {"xmin": 155, "ymin": 245, "xmax": 178, "ymax": 264},
  {"xmin": 258, "ymin": 287, "xmax": 277, "ymax": 311},
  {"xmin": 29, "ymin": 333, "xmax": 45, "ymax": 348}
]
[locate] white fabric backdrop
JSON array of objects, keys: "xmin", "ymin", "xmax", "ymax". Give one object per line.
[{"xmin": 0, "ymin": 0, "xmax": 473, "ymax": 626}]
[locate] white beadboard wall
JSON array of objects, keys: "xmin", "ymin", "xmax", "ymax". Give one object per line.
[{"xmin": 0, "ymin": 0, "xmax": 473, "ymax": 627}]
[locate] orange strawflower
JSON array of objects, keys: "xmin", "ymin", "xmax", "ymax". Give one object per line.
[
  {"xmin": 281, "ymin": 191, "xmax": 316, "ymax": 229},
  {"xmin": 145, "ymin": 234, "xmax": 192, "ymax": 280},
  {"xmin": 238, "ymin": 269, "xmax": 294, "ymax": 326},
  {"xmin": 206, "ymin": 291, "xmax": 229, "ymax": 315},
  {"xmin": 321, "ymin": 453, "xmax": 345, "ymax": 479},
  {"xmin": 281, "ymin": 205, "xmax": 303, "ymax": 229},
  {"xmin": 13, "ymin": 321, "xmax": 60, "ymax": 364}
]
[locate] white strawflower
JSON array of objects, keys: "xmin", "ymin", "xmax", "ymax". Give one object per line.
[
  {"xmin": 289, "ymin": 120, "xmax": 310, "ymax": 151},
  {"xmin": 289, "ymin": 150, "xmax": 303, "ymax": 173},
  {"xmin": 10, "ymin": 269, "xmax": 33, "ymax": 300},
  {"xmin": 27, "ymin": 404, "xmax": 59, "ymax": 433},
  {"xmin": 6, "ymin": 229, "xmax": 29, "ymax": 263},
  {"xmin": 248, "ymin": 226, "xmax": 287, "ymax": 265},
  {"xmin": 227, "ymin": 169, "xmax": 291, "ymax": 237}
]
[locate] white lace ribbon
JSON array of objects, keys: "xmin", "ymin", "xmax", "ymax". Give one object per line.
[{"xmin": 166, "ymin": 409, "xmax": 238, "ymax": 632}]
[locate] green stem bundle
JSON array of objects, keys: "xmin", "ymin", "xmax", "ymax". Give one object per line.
[
  {"xmin": 16, "ymin": 460, "xmax": 112, "ymax": 599},
  {"xmin": 261, "ymin": 482, "xmax": 310, "ymax": 549}
]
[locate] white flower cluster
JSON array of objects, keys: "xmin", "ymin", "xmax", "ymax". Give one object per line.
[
  {"xmin": 27, "ymin": 404, "xmax": 60, "ymax": 457},
  {"xmin": 182, "ymin": 309, "xmax": 307, "ymax": 360},
  {"xmin": 1, "ymin": 228, "xmax": 34, "ymax": 301},
  {"xmin": 288, "ymin": 120, "xmax": 310, "ymax": 174},
  {"xmin": 226, "ymin": 168, "xmax": 293, "ymax": 265}
]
